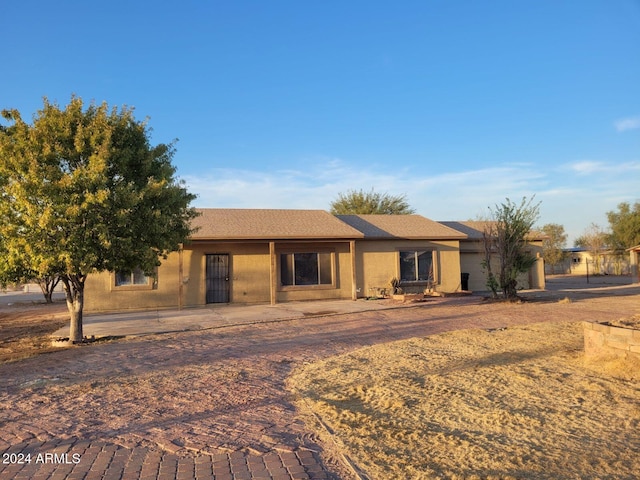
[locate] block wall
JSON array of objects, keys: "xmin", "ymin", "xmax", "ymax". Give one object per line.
[{"xmin": 583, "ymin": 321, "xmax": 640, "ymax": 360}]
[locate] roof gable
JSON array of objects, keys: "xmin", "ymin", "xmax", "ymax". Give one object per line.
[
  {"xmin": 191, "ymin": 209, "xmax": 364, "ymax": 240},
  {"xmin": 337, "ymin": 214, "xmax": 467, "ymax": 240}
]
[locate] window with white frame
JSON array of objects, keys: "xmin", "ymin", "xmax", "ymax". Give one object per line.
[{"xmin": 399, "ymin": 250, "xmax": 434, "ymax": 282}]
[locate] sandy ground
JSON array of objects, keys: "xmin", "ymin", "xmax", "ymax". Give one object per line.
[{"xmin": 289, "ymin": 320, "xmax": 640, "ymax": 480}]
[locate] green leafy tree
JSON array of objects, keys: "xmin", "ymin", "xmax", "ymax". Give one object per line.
[
  {"xmin": 606, "ymin": 201, "xmax": 640, "ymax": 250},
  {"xmin": 0, "ymin": 97, "xmax": 197, "ymax": 342},
  {"xmin": 330, "ymin": 188, "xmax": 415, "ymax": 215},
  {"xmin": 482, "ymin": 197, "xmax": 541, "ymax": 299},
  {"xmin": 1, "ymin": 229, "xmax": 61, "ymax": 303},
  {"xmin": 0, "ymin": 253, "xmax": 60, "ymax": 303},
  {"xmin": 541, "ymin": 223, "xmax": 568, "ymax": 274},
  {"xmin": 573, "ymin": 235, "xmax": 588, "ymax": 248}
]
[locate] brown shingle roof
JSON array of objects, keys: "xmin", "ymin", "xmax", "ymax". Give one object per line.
[
  {"xmin": 440, "ymin": 221, "xmax": 488, "ymax": 239},
  {"xmin": 190, "ymin": 209, "xmax": 364, "ymax": 240},
  {"xmin": 337, "ymin": 214, "xmax": 467, "ymax": 240},
  {"xmin": 441, "ymin": 221, "xmax": 547, "ymax": 241}
]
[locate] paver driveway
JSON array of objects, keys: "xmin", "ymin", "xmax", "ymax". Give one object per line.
[{"xmin": 1, "ymin": 278, "xmax": 638, "ymax": 479}]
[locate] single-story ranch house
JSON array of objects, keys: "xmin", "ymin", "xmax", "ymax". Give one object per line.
[
  {"xmin": 545, "ymin": 247, "xmax": 632, "ymax": 276},
  {"xmin": 84, "ymin": 209, "xmax": 546, "ymax": 312}
]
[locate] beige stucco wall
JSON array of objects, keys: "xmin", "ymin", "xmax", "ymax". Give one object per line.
[
  {"xmin": 88, "ymin": 237, "xmax": 539, "ymax": 310},
  {"xmin": 84, "ymin": 236, "xmax": 549, "ymax": 311},
  {"xmin": 84, "ymin": 243, "xmax": 273, "ymax": 312},
  {"xmin": 459, "ymin": 240, "xmax": 545, "ymax": 292},
  {"xmin": 354, "ymin": 239, "xmax": 462, "ymax": 296},
  {"xmin": 459, "ymin": 251, "xmax": 490, "ymax": 292},
  {"xmin": 84, "ymin": 252, "xmax": 182, "ymax": 313},
  {"xmin": 85, "ymin": 240, "xmax": 356, "ymax": 312},
  {"xmin": 185, "ymin": 243, "xmax": 271, "ymax": 305},
  {"xmin": 527, "ymin": 250, "xmax": 545, "ymax": 290}
]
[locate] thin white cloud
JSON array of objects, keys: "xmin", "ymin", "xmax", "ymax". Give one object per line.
[
  {"xmin": 567, "ymin": 160, "xmax": 640, "ymax": 176},
  {"xmin": 181, "ymin": 157, "xmax": 639, "ymax": 246},
  {"xmin": 569, "ymin": 160, "xmax": 606, "ymax": 175},
  {"xmin": 184, "ymin": 160, "xmax": 546, "ymax": 217},
  {"xmin": 614, "ymin": 115, "xmax": 640, "ymax": 132}
]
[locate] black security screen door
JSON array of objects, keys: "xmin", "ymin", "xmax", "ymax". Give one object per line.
[{"xmin": 206, "ymin": 254, "xmax": 230, "ymax": 303}]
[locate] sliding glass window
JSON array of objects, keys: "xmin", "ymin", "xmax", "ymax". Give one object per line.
[
  {"xmin": 400, "ymin": 251, "xmax": 434, "ymax": 282},
  {"xmin": 280, "ymin": 253, "xmax": 333, "ymax": 286}
]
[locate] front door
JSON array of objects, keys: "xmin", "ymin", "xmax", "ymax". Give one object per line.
[{"xmin": 206, "ymin": 254, "xmax": 230, "ymax": 303}]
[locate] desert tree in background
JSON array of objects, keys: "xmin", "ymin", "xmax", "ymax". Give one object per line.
[
  {"xmin": 606, "ymin": 201, "xmax": 640, "ymax": 250},
  {"xmin": 330, "ymin": 188, "xmax": 415, "ymax": 215},
  {"xmin": 541, "ymin": 223, "xmax": 567, "ymax": 274}
]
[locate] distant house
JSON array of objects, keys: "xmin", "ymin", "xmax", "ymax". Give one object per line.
[
  {"xmin": 84, "ymin": 209, "xmax": 545, "ymax": 313},
  {"xmin": 557, "ymin": 248, "xmax": 632, "ymax": 276}
]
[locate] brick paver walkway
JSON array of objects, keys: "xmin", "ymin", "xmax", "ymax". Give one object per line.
[
  {"xmin": 1, "ymin": 289, "xmax": 637, "ymax": 479},
  {"xmin": 0, "ymin": 437, "xmax": 324, "ymax": 479}
]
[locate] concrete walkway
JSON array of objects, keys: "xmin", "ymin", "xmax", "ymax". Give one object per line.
[
  {"xmin": 53, "ymin": 298, "xmax": 430, "ymax": 339},
  {"xmin": 51, "ymin": 273, "xmax": 638, "ymax": 340}
]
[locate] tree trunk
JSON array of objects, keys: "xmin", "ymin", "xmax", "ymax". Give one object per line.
[
  {"xmin": 481, "ymin": 225, "xmax": 499, "ymax": 298},
  {"xmin": 37, "ymin": 275, "xmax": 60, "ymax": 304},
  {"xmin": 42, "ymin": 288, "xmax": 53, "ymax": 304},
  {"xmin": 504, "ymin": 279, "xmax": 518, "ymax": 299},
  {"xmin": 60, "ymin": 274, "xmax": 86, "ymax": 343}
]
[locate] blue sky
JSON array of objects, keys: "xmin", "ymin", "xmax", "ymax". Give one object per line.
[{"xmin": 2, "ymin": 1, "xmax": 639, "ymax": 244}]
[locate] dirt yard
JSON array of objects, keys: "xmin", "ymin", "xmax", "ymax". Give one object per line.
[
  {"xmin": 289, "ymin": 320, "xmax": 640, "ymax": 479},
  {"xmin": 0, "ymin": 300, "xmax": 68, "ymax": 364}
]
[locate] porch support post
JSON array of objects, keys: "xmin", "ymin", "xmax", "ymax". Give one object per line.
[
  {"xmin": 178, "ymin": 243, "xmax": 184, "ymax": 310},
  {"xmin": 350, "ymin": 240, "xmax": 358, "ymax": 300},
  {"xmin": 631, "ymin": 248, "xmax": 639, "ymax": 284},
  {"xmin": 269, "ymin": 241, "xmax": 277, "ymax": 305}
]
